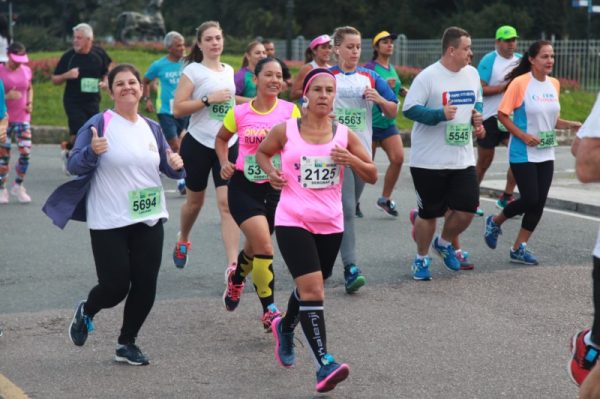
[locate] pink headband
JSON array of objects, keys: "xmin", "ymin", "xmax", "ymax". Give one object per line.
[{"xmin": 302, "ymin": 72, "xmax": 336, "ymax": 97}]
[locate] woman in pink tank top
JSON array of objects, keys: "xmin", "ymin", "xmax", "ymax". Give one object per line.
[
  {"xmin": 215, "ymin": 57, "xmax": 299, "ymax": 331},
  {"xmin": 255, "ymin": 68, "xmax": 377, "ymax": 393}
]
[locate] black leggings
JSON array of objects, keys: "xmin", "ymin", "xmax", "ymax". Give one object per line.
[
  {"xmin": 275, "ymin": 226, "xmax": 343, "ymax": 280},
  {"xmin": 504, "ymin": 161, "xmax": 553, "ymax": 232},
  {"xmin": 592, "ymin": 257, "xmax": 600, "ymax": 343},
  {"xmin": 86, "ymin": 221, "xmax": 164, "ymax": 345}
]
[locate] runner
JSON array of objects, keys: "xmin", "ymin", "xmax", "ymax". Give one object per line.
[
  {"xmin": 0, "ymin": 81, "xmax": 4, "ymax": 333},
  {"xmin": 330, "ymin": 26, "xmax": 398, "ymax": 292},
  {"xmin": 483, "ymin": 40, "xmax": 581, "ymax": 264},
  {"xmin": 402, "ymin": 26, "xmax": 485, "ymax": 280},
  {"xmin": 364, "ymin": 30, "xmax": 406, "ymax": 217},
  {"xmin": 143, "ymin": 31, "xmax": 188, "ymax": 195},
  {"xmin": 43, "ymin": 64, "xmax": 184, "ymax": 365},
  {"xmin": 256, "ymin": 68, "xmax": 377, "ymax": 392},
  {"xmin": 569, "ymin": 91, "xmax": 600, "ymax": 389},
  {"xmin": 215, "ymin": 57, "xmax": 300, "ymax": 330},
  {"xmin": 52, "ymin": 23, "xmax": 112, "ymax": 173},
  {"xmin": 171, "ymin": 21, "xmax": 240, "ymax": 271},
  {"xmin": 476, "ymin": 25, "xmax": 521, "ymax": 213},
  {"xmin": 234, "ymin": 40, "xmax": 267, "ymax": 103},
  {"xmin": 0, "ymin": 42, "xmax": 33, "ymax": 203},
  {"xmin": 290, "ymin": 34, "xmax": 332, "ymax": 101}
]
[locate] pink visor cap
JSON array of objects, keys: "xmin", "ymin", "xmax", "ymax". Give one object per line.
[
  {"xmin": 310, "ymin": 34, "xmax": 331, "ymax": 50},
  {"xmin": 9, "ymin": 52, "xmax": 29, "ymax": 63}
]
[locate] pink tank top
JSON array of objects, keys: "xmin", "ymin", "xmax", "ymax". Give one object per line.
[
  {"xmin": 234, "ymin": 99, "xmax": 296, "ymax": 183},
  {"xmin": 275, "ymin": 118, "xmax": 348, "ymax": 234}
]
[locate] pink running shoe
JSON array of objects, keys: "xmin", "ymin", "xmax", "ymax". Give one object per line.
[
  {"xmin": 223, "ymin": 263, "xmax": 244, "ymax": 311},
  {"xmin": 261, "ymin": 303, "xmax": 282, "ymax": 332}
]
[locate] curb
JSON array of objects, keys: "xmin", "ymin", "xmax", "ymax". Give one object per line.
[{"xmin": 480, "ymin": 186, "xmax": 600, "ymax": 218}]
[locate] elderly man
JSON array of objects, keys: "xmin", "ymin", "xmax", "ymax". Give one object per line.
[{"xmin": 52, "ymin": 23, "xmax": 112, "ymax": 173}]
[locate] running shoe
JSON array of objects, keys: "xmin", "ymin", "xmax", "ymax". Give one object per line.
[
  {"xmin": 484, "ymin": 215, "xmax": 502, "ymax": 249},
  {"xmin": 475, "ymin": 207, "xmax": 485, "ymax": 217},
  {"xmin": 411, "ymin": 256, "xmax": 432, "ymax": 281},
  {"xmin": 569, "ymin": 328, "xmax": 600, "ymax": 386},
  {"xmin": 0, "ymin": 188, "xmax": 8, "ymax": 204},
  {"xmin": 456, "ymin": 250, "xmax": 475, "ymax": 270},
  {"xmin": 223, "ymin": 263, "xmax": 244, "ymax": 311},
  {"xmin": 177, "ymin": 178, "xmax": 186, "ymax": 195},
  {"xmin": 315, "ymin": 354, "xmax": 350, "ymax": 393},
  {"xmin": 69, "ymin": 300, "xmax": 94, "ymax": 347},
  {"xmin": 376, "ymin": 197, "xmax": 399, "ymax": 217},
  {"xmin": 271, "ymin": 316, "xmax": 295, "ymax": 368},
  {"xmin": 509, "ymin": 243, "xmax": 539, "ymax": 265},
  {"xmin": 172, "ymin": 233, "xmax": 191, "ymax": 269},
  {"xmin": 495, "ymin": 195, "xmax": 514, "ymax": 210},
  {"xmin": 409, "ymin": 208, "xmax": 418, "ymax": 241},
  {"xmin": 432, "ymin": 236, "xmax": 460, "ymax": 271},
  {"xmin": 344, "ymin": 264, "xmax": 366, "ymax": 294},
  {"xmin": 355, "ymin": 202, "xmax": 363, "ymax": 218},
  {"xmin": 60, "ymin": 142, "xmax": 71, "ymax": 176},
  {"xmin": 10, "ymin": 183, "xmax": 31, "ymax": 203},
  {"xmin": 0, "ymin": 327, "xmax": 3, "ymax": 337},
  {"xmin": 261, "ymin": 303, "xmax": 282, "ymax": 332},
  {"xmin": 115, "ymin": 343, "xmax": 150, "ymax": 366}
]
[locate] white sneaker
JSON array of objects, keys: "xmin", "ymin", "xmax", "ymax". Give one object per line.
[
  {"xmin": 60, "ymin": 149, "xmax": 71, "ymax": 176},
  {"xmin": 10, "ymin": 183, "xmax": 31, "ymax": 203},
  {"xmin": 0, "ymin": 188, "xmax": 8, "ymax": 204}
]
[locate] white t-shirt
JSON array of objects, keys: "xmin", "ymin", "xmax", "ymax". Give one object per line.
[
  {"xmin": 403, "ymin": 62, "xmax": 482, "ymax": 169},
  {"xmin": 86, "ymin": 110, "xmax": 169, "ymax": 229},
  {"xmin": 477, "ymin": 50, "xmax": 521, "ymax": 120},
  {"xmin": 577, "ymin": 92, "xmax": 600, "ymax": 257},
  {"xmin": 182, "ymin": 62, "xmax": 238, "ymax": 149}
]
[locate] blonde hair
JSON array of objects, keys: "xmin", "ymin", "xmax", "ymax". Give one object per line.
[{"xmin": 331, "ymin": 26, "xmax": 361, "ymax": 61}]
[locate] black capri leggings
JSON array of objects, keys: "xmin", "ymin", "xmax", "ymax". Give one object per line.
[
  {"xmin": 86, "ymin": 221, "xmax": 164, "ymax": 345},
  {"xmin": 275, "ymin": 226, "xmax": 343, "ymax": 280},
  {"xmin": 504, "ymin": 160, "xmax": 553, "ymax": 232}
]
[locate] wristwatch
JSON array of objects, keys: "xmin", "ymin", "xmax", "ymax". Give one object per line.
[{"xmin": 201, "ymin": 95, "xmax": 210, "ymax": 107}]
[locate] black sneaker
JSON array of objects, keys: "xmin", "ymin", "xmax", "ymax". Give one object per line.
[
  {"xmin": 69, "ymin": 300, "xmax": 94, "ymax": 346},
  {"xmin": 115, "ymin": 344, "xmax": 150, "ymax": 366}
]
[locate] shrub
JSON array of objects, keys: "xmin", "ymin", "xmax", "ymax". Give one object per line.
[
  {"xmin": 396, "ymin": 66, "xmax": 422, "ymax": 85},
  {"xmin": 29, "ymin": 58, "xmax": 59, "ymax": 83},
  {"xmin": 558, "ymin": 78, "xmax": 580, "ymax": 92}
]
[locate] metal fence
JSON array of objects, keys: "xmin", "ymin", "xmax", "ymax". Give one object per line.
[{"xmin": 278, "ymin": 36, "xmax": 600, "ymax": 91}]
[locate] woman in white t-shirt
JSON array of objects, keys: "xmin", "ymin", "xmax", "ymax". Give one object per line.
[
  {"xmin": 171, "ymin": 20, "xmax": 240, "ymax": 271},
  {"xmin": 66, "ymin": 64, "xmax": 184, "ymax": 365}
]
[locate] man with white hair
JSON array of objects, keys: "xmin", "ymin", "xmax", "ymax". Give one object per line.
[
  {"xmin": 143, "ymin": 31, "xmax": 188, "ymax": 194},
  {"xmin": 52, "ymin": 23, "xmax": 112, "ymax": 173}
]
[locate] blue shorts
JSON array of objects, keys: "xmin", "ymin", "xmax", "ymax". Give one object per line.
[
  {"xmin": 373, "ymin": 125, "xmax": 399, "ymax": 142},
  {"xmin": 157, "ymin": 113, "xmax": 189, "ymax": 141}
]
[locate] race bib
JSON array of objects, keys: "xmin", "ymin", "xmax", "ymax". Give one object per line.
[
  {"xmin": 445, "ymin": 123, "xmax": 472, "ymax": 146},
  {"xmin": 80, "ymin": 78, "xmax": 100, "ymax": 93},
  {"xmin": 537, "ymin": 130, "xmax": 557, "ymax": 149},
  {"xmin": 244, "ymin": 154, "xmax": 281, "ymax": 182},
  {"xmin": 335, "ymin": 108, "xmax": 367, "ymax": 132},
  {"xmin": 300, "ymin": 156, "xmax": 339, "ymax": 189},
  {"xmin": 128, "ymin": 187, "xmax": 162, "ymax": 219},
  {"xmin": 209, "ymin": 99, "xmax": 234, "ymax": 121}
]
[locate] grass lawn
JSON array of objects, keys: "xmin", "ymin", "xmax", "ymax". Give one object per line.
[{"xmin": 30, "ymin": 49, "xmax": 598, "ymax": 131}]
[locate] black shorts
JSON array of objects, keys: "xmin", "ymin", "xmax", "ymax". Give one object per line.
[
  {"xmin": 179, "ymin": 134, "xmax": 238, "ymax": 192},
  {"xmin": 65, "ymin": 100, "xmax": 101, "ymax": 136},
  {"xmin": 477, "ymin": 116, "xmax": 510, "ymax": 149},
  {"xmin": 275, "ymin": 226, "xmax": 343, "ymax": 279},
  {"xmin": 228, "ymin": 171, "xmax": 280, "ymax": 233},
  {"xmin": 410, "ymin": 166, "xmax": 479, "ymax": 218}
]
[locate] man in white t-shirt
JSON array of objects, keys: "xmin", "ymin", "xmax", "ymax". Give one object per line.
[
  {"xmin": 569, "ymin": 92, "xmax": 600, "ymax": 390},
  {"xmin": 476, "ymin": 25, "xmax": 522, "ymax": 212},
  {"xmin": 402, "ymin": 26, "xmax": 485, "ymax": 280}
]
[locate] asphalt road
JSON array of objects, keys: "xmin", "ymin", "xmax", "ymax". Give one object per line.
[{"xmin": 0, "ymin": 145, "xmax": 598, "ymax": 398}]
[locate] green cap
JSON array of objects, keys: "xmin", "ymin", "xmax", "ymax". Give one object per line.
[{"xmin": 496, "ymin": 25, "xmax": 518, "ymax": 40}]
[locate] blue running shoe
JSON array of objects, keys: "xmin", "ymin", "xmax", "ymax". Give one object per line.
[
  {"xmin": 344, "ymin": 264, "xmax": 366, "ymax": 294},
  {"xmin": 271, "ymin": 316, "xmax": 295, "ymax": 368},
  {"xmin": 69, "ymin": 300, "xmax": 94, "ymax": 346},
  {"xmin": 432, "ymin": 236, "xmax": 460, "ymax": 271},
  {"xmin": 412, "ymin": 256, "xmax": 432, "ymax": 280},
  {"xmin": 376, "ymin": 197, "xmax": 399, "ymax": 217},
  {"xmin": 484, "ymin": 216, "xmax": 502, "ymax": 249},
  {"xmin": 115, "ymin": 343, "xmax": 150, "ymax": 366},
  {"xmin": 315, "ymin": 354, "xmax": 350, "ymax": 393},
  {"xmin": 177, "ymin": 179, "xmax": 186, "ymax": 195},
  {"xmin": 510, "ymin": 243, "xmax": 539, "ymax": 265}
]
